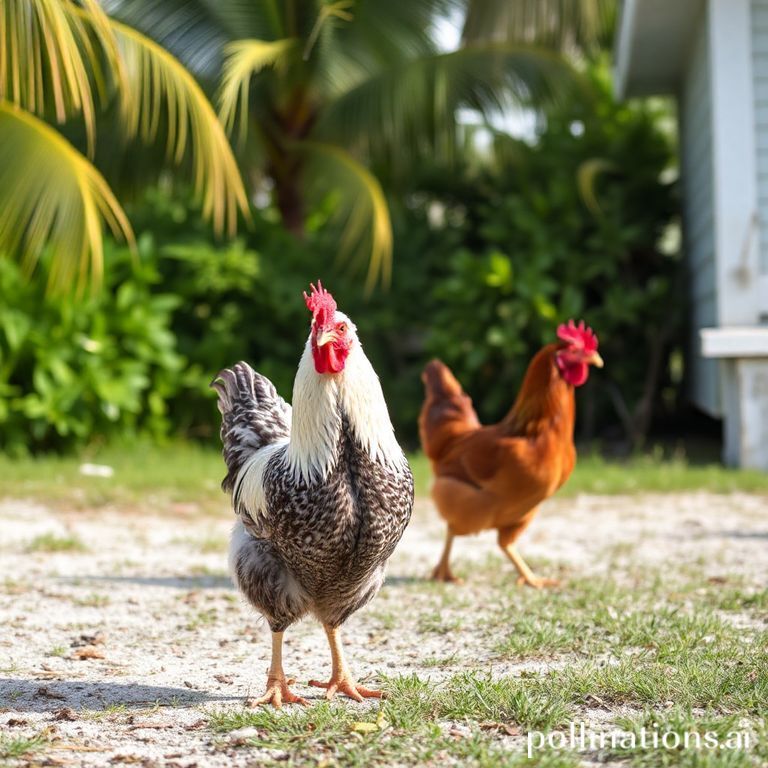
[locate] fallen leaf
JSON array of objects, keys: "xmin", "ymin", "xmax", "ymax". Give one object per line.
[
  {"xmin": 72, "ymin": 646, "xmax": 105, "ymax": 660},
  {"xmin": 53, "ymin": 708, "xmax": 78, "ymax": 722},
  {"xmin": 479, "ymin": 721, "xmax": 520, "ymax": 736},
  {"xmin": 214, "ymin": 674, "xmax": 233, "ymax": 685}
]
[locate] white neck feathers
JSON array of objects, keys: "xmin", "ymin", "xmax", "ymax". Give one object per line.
[{"xmin": 285, "ymin": 336, "xmax": 406, "ymax": 484}]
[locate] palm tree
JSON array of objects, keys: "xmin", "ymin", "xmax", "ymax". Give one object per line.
[
  {"xmin": 107, "ymin": 0, "xmax": 615, "ymax": 292},
  {"xmin": 0, "ymin": 0, "xmax": 248, "ymax": 293}
]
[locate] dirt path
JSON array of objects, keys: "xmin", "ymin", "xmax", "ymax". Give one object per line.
[{"xmin": 1, "ymin": 492, "xmax": 766, "ymax": 766}]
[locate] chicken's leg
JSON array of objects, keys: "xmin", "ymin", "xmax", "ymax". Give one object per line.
[
  {"xmin": 250, "ymin": 631, "xmax": 308, "ymax": 708},
  {"xmin": 309, "ymin": 625, "xmax": 382, "ymax": 701},
  {"xmin": 501, "ymin": 544, "xmax": 559, "ymax": 589},
  {"xmin": 431, "ymin": 529, "xmax": 463, "ymax": 583}
]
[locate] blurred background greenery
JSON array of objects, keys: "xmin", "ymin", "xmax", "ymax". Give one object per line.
[{"xmin": 0, "ymin": 0, "xmax": 697, "ymax": 459}]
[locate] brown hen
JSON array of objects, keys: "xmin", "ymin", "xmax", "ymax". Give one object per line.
[{"xmin": 419, "ymin": 321, "xmax": 602, "ymax": 587}]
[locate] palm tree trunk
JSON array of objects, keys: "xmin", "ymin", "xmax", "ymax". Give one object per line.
[{"xmin": 273, "ymin": 164, "xmax": 305, "ymax": 237}]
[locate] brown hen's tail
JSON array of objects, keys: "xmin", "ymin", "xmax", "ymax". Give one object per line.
[{"xmin": 418, "ymin": 360, "xmax": 481, "ymax": 462}]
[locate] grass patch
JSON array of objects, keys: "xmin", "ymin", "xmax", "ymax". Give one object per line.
[
  {"xmin": 25, "ymin": 533, "xmax": 87, "ymax": 553},
  {"xmin": 410, "ymin": 448, "xmax": 768, "ymax": 498},
  {"xmin": 0, "ymin": 733, "xmax": 47, "ymax": 761},
  {"xmin": 0, "ymin": 440, "xmax": 225, "ymax": 512},
  {"xmin": 208, "ymin": 681, "xmax": 577, "ymax": 767},
  {"xmin": 605, "ymin": 708, "xmax": 766, "ymax": 767},
  {"xmin": 1, "ymin": 442, "xmax": 767, "ymax": 510}
]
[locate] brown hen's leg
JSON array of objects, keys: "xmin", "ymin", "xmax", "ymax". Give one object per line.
[
  {"xmin": 498, "ymin": 526, "xmax": 559, "ymax": 589},
  {"xmin": 249, "ymin": 631, "xmax": 308, "ymax": 709},
  {"xmin": 309, "ymin": 625, "xmax": 382, "ymax": 702},
  {"xmin": 431, "ymin": 529, "xmax": 463, "ymax": 583},
  {"xmin": 503, "ymin": 545, "xmax": 559, "ymax": 588}
]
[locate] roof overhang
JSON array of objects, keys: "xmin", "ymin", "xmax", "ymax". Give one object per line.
[{"xmin": 614, "ymin": 0, "xmax": 704, "ymax": 98}]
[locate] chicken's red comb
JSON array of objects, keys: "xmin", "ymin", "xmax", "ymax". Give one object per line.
[
  {"xmin": 557, "ymin": 319, "xmax": 599, "ymax": 353},
  {"xmin": 303, "ymin": 281, "xmax": 337, "ymax": 326}
]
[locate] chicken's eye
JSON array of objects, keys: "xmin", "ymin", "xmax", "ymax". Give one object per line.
[{"xmin": 337, "ymin": 323, "xmax": 347, "ymax": 334}]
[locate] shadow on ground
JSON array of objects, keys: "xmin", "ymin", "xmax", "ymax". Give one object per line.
[{"xmin": 0, "ymin": 677, "xmax": 240, "ymax": 713}]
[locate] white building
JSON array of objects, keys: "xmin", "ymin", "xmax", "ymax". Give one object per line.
[{"xmin": 615, "ymin": 0, "xmax": 768, "ymax": 469}]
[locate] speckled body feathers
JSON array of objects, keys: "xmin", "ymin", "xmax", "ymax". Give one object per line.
[{"xmin": 212, "ymin": 354, "xmax": 413, "ymax": 633}]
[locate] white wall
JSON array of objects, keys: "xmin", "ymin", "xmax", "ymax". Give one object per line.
[
  {"xmin": 680, "ymin": 7, "xmax": 720, "ymax": 414},
  {"xmin": 751, "ymin": 0, "xmax": 768, "ymax": 314}
]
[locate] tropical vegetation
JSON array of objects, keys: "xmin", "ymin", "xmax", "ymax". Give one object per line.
[
  {"xmin": 1, "ymin": 0, "xmax": 614, "ymax": 292},
  {"xmin": 0, "ymin": 0, "xmax": 688, "ymax": 457}
]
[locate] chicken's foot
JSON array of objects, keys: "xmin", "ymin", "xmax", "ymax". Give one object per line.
[
  {"xmin": 249, "ymin": 631, "xmax": 308, "ymax": 708},
  {"xmin": 309, "ymin": 625, "xmax": 383, "ymax": 702},
  {"xmin": 431, "ymin": 529, "xmax": 463, "ymax": 583},
  {"xmin": 502, "ymin": 544, "xmax": 559, "ymax": 589}
]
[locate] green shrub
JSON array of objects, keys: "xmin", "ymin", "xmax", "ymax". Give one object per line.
[
  {"xmin": 0, "ymin": 241, "xmax": 184, "ymax": 454},
  {"xmin": 397, "ymin": 60, "xmax": 681, "ymax": 446},
  {"xmin": 0, "ymin": 61, "xmax": 680, "ymax": 453}
]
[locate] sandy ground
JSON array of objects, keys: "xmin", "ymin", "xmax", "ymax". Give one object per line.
[{"xmin": 0, "ymin": 492, "xmax": 766, "ymax": 766}]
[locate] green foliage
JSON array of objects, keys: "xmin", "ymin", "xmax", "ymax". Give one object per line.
[
  {"xmin": 402, "ymin": 60, "xmax": 680, "ymax": 443},
  {"xmin": 0, "ymin": 243, "xmax": 183, "ymax": 453},
  {"xmin": 0, "ymin": 61, "xmax": 679, "ymax": 452}
]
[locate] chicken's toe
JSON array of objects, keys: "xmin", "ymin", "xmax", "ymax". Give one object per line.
[
  {"xmin": 248, "ymin": 676, "xmax": 308, "ymax": 709},
  {"xmin": 516, "ymin": 575, "xmax": 560, "ymax": 589},
  {"xmin": 430, "ymin": 566, "xmax": 464, "ymax": 584},
  {"xmin": 309, "ymin": 677, "xmax": 383, "ymax": 702}
]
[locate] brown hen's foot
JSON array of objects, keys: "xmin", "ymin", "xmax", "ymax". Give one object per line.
[
  {"xmin": 308, "ymin": 676, "xmax": 383, "ymax": 702},
  {"xmin": 248, "ymin": 676, "xmax": 308, "ymax": 709},
  {"xmin": 516, "ymin": 575, "xmax": 560, "ymax": 589},
  {"xmin": 430, "ymin": 564, "xmax": 464, "ymax": 584},
  {"xmin": 432, "ymin": 530, "xmax": 462, "ymax": 583}
]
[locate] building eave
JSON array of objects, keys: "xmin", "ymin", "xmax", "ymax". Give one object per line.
[{"xmin": 614, "ymin": 0, "xmax": 704, "ymax": 98}]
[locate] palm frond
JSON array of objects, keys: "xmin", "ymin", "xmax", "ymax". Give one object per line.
[
  {"xmin": 302, "ymin": 141, "xmax": 392, "ymax": 294},
  {"xmin": 0, "ymin": 102, "xmax": 134, "ymax": 294},
  {"xmin": 462, "ymin": 0, "xmax": 617, "ymax": 53},
  {"xmin": 218, "ymin": 38, "xmax": 298, "ymax": 142},
  {"xmin": 102, "ymin": 0, "xmax": 229, "ymax": 79},
  {"xmin": 0, "ymin": 0, "xmax": 122, "ymax": 155},
  {"xmin": 319, "ymin": 43, "xmax": 578, "ymax": 173},
  {"xmin": 110, "ymin": 18, "xmax": 250, "ymax": 235}
]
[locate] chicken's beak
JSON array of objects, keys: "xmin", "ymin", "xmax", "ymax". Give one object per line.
[
  {"xmin": 315, "ymin": 328, "xmax": 336, "ymax": 347},
  {"xmin": 588, "ymin": 352, "xmax": 604, "ymax": 368}
]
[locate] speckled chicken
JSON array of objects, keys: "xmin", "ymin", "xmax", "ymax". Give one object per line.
[{"xmin": 212, "ymin": 283, "xmax": 413, "ymax": 708}]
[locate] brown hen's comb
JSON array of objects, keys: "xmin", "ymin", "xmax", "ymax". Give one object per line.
[
  {"xmin": 557, "ymin": 319, "xmax": 599, "ymax": 352},
  {"xmin": 304, "ymin": 281, "xmax": 337, "ymax": 326}
]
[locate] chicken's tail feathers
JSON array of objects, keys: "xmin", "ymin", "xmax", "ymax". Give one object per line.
[
  {"xmin": 421, "ymin": 359, "xmax": 465, "ymax": 398},
  {"xmin": 211, "ymin": 362, "xmax": 291, "ymax": 493},
  {"xmin": 419, "ymin": 359, "xmax": 481, "ymax": 460}
]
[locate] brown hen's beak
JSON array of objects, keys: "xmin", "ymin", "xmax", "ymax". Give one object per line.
[
  {"xmin": 315, "ymin": 328, "xmax": 336, "ymax": 347},
  {"xmin": 588, "ymin": 352, "xmax": 604, "ymax": 368}
]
